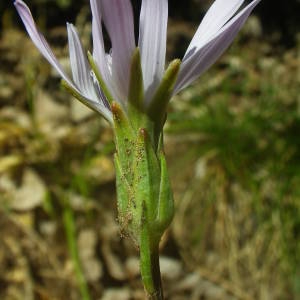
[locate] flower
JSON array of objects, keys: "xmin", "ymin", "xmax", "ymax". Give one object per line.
[
  {"xmin": 14, "ymin": 3, "xmax": 263, "ymax": 295},
  {"xmin": 14, "ymin": 0, "xmax": 261, "ymax": 123}
]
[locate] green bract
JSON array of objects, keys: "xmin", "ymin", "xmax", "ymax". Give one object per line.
[{"xmin": 112, "ymin": 49, "xmax": 180, "ymax": 248}]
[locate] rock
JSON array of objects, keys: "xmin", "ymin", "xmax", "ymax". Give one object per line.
[
  {"xmin": 160, "ymin": 256, "xmax": 183, "ymax": 281},
  {"xmin": 78, "ymin": 229, "xmax": 103, "ymax": 282},
  {"xmin": 101, "ymin": 288, "xmax": 131, "ymax": 300},
  {"xmin": 10, "ymin": 168, "xmax": 46, "ymax": 211}
]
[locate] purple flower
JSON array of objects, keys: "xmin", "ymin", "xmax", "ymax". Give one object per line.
[{"xmin": 14, "ymin": 0, "xmax": 261, "ymax": 122}]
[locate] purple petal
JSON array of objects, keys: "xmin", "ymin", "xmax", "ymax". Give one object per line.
[
  {"xmin": 185, "ymin": 0, "xmax": 244, "ymax": 57},
  {"xmin": 138, "ymin": 0, "xmax": 168, "ymax": 102},
  {"xmin": 174, "ymin": 0, "xmax": 261, "ymax": 93},
  {"xmin": 14, "ymin": 0, "xmax": 112, "ymax": 120},
  {"xmin": 89, "ymin": 0, "xmax": 114, "ymax": 93},
  {"xmin": 67, "ymin": 23, "xmax": 96, "ymax": 100},
  {"xmin": 100, "ymin": 0, "xmax": 135, "ymax": 102},
  {"xmin": 67, "ymin": 24, "xmax": 112, "ymax": 119},
  {"xmin": 14, "ymin": 0, "xmax": 76, "ymax": 90}
]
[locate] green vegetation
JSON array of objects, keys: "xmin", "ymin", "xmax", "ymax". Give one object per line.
[{"xmin": 167, "ymin": 37, "xmax": 300, "ymax": 298}]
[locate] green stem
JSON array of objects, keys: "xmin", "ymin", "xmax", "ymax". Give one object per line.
[
  {"xmin": 140, "ymin": 232, "xmax": 164, "ymax": 300},
  {"xmin": 63, "ymin": 206, "xmax": 91, "ymax": 300}
]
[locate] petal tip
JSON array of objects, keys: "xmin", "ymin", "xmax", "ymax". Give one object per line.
[{"xmin": 14, "ymin": 0, "xmax": 25, "ymax": 9}]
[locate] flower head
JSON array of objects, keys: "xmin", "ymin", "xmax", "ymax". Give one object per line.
[
  {"xmin": 14, "ymin": 0, "xmax": 261, "ymax": 123},
  {"xmin": 14, "ymin": 2, "xmax": 262, "ymax": 295}
]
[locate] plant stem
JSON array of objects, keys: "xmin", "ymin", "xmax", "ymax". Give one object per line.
[
  {"xmin": 63, "ymin": 205, "xmax": 91, "ymax": 300},
  {"xmin": 140, "ymin": 232, "xmax": 163, "ymax": 300}
]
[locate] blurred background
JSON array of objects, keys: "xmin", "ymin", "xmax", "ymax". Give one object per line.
[{"xmin": 0, "ymin": 0, "xmax": 299, "ymax": 299}]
